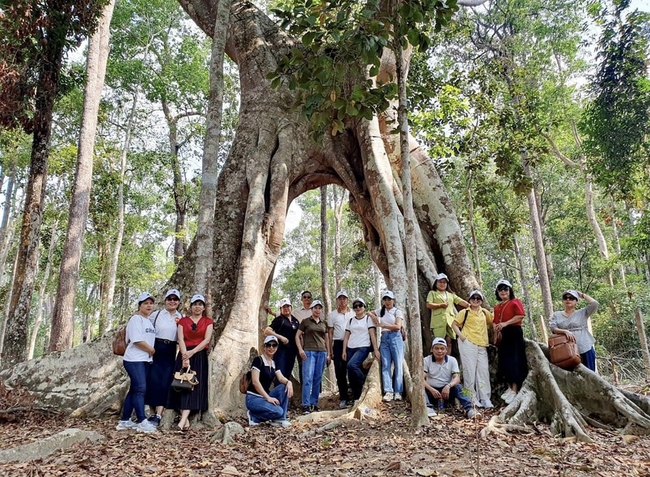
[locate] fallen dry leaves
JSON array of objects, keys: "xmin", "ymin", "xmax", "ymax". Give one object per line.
[{"xmin": 1, "ymin": 394, "xmax": 650, "ymax": 476}]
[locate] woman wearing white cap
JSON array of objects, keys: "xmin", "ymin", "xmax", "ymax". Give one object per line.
[
  {"xmin": 145, "ymin": 288, "xmax": 182, "ymax": 425},
  {"xmin": 369, "ymin": 290, "xmax": 405, "ymax": 402},
  {"xmin": 168, "ymin": 294, "xmax": 214, "ymax": 431},
  {"xmin": 116, "ymin": 292, "xmax": 158, "ymax": 433},
  {"xmin": 426, "ymin": 273, "xmax": 469, "ymax": 353},
  {"xmin": 342, "ymin": 297, "xmax": 380, "ymax": 403},
  {"xmin": 493, "ymin": 279, "xmax": 528, "ymax": 404},
  {"xmin": 549, "ymin": 290, "xmax": 599, "ymax": 372},
  {"xmin": 296, "ymin": 299, "xmax": 330, "ymax": 413},
  {"xmin": 452, "ymin": 290, "xmax": 494, "ymax": 408},
  {"xmin": 245, "ymin": 335, "xmax": 293, "ymax": 427},
  {"xmin": 264, "ymin": 298, "xmax": 300, "ymax": 381}
]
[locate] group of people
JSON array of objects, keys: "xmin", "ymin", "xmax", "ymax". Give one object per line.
[
  {"xmin": 116, "ymin": 277, "xmax": 600, "ymax": 430},
  {"xmin": 116, "ymin": 289, "xmax": 213, "ymax": 433},
  {"xmin": 424, "ymin": 273, "xmax": 599, "ymax": 417}
]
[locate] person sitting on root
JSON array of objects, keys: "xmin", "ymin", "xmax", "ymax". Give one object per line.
[
  {"xmin": 246, "ymin": 335, "xmax": 293, "ymax": 427},
  {"xmin": 423, "ymin": 338, "xmax": 478, "ymax": 419}
]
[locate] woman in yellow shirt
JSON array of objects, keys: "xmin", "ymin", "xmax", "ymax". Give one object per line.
[
  {"xmin": 426, "ymin": 273, "xmax": 469, "ymax": 353},
  {"xmin": 452, "ymin": 290, "xmax": 493, "ymax": 409}
]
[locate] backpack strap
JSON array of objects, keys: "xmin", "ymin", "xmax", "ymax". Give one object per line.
[
  {"xmin": 459, "ymin": 309, "xmax": 470, "ymax": 331},
  {"xmin": 152, "ymin": 310, "xmax": 162, "ymax": 328}
]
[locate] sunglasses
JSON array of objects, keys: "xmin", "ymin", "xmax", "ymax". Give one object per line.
[
  {"xmin": 469, "ymin": 296, "xmax": 482, "ymax": 301},
  {"xmin": 563, "ymin": 296, "xmax": 577, "ymax": 301},
  {"xmin": 166, "ymin": 297, "xmax": 180, "ymax": 301},
  {"xmin": 302, "ymin": 295, "xmax": 312, "ymax": 299},
  {"xmin": 265, "ymin": 342, "xmax": 278, "ymax": 348},
  {"xmin": 191, "ymin": 323, "xmax": 197, "ymax": 332},
  {"xmin": 352, "ymin": 304, "xmax": 365, "ymax": 309}
]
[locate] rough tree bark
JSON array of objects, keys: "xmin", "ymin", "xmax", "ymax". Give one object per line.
[
  {"xmin": 50, "ymin": 0, "xmax": 115, "ymax": 351},
  {"xmin": 2, "ymin": 0, "xmax": 650, "ymax": 441}
]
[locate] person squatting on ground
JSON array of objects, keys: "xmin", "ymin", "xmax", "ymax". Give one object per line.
[
  {"xmin": 296, "ymin": 299, "xmax": 330, "ymax": 413},
  {"xmin": 264, "ymin": 298, "xmax": 300, "ymax": 381},
  {"xmin": 423, "ymin": 338, "xmax": 478, "ymax": 419},
  {"xmin": 116, "ymin": 292, "xmax": 158, "ymax": 433},
  {"xmin": 145, "ymin": 288, "xmax": 182, "ymax": 426},
  {"xmin": 426, "ymin": 273, "xmax": 469, "ymax": 354},
  {"xmin": 369, "ymin": 290, "xmax": 405, "ymax": 403},
  {"xmin": 167, "ymin": 294, "xmax": 213, "ymax": 432},
  {"xmin": 550, "ymin": 290, "xmax": 600, "ymax": 372},
  {"xmin": 452, "ymin": 290, "xmax": 494, "ymax": 409},
  {"xmin": 328, "ymin": 290, "xmax": 355, "ymax": 408},
  {"xmin": 245, "ymin": 335, "xmax": 293, "ymax": 427},
  {"xmin": 342, "ymin": 297, "xmax": 380, "ymax": 404},
  {"xmin": 493, "ymin": 279, "xmax": 528, "ymax": 404}
]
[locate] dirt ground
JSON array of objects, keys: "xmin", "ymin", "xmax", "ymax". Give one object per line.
[{"xmin": 1, "ymin": 394, "xmax": 649, "ymax": 477}]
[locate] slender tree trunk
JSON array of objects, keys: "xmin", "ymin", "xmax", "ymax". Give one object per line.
[
  {"xmin": 522, "ymin": 158, "xmax": 553, "ymax": 320},
  {"xmin": 0, "ymin": 165, "xmax": 16, "ymax": 284},
  {"xmin": 50, "ymin": 0, "xmax": 115, "ymax": 351},
  {"xmin": 163, "ymin": 108, "xmax": 188, "ymax": 263},
  {"xmin": 31, "ymin": 220, "xmax": 59, "ymax": 359},
  {"xmin": 634, "ymin": 309, "xmax": 650, "ymax": 379},
  {"xmin": 0, "ymin": 248, "xmax": 20, "ymax": 358},
  {"xmin": 333, "ymin": 186, "xmax": 344, "ymax": 291},
  {"xmin": 395, "ymin": 44, "xmax": 427, "ymax": 427},
  {"xmin": 513, "ymin": 235, "xmax": 538, "ymax": 340},
  {"xmin": 320, "ymin": 185, "xmax": 331, "ymax": 314},
  {"xmin": 193, "ymin": 0, "xmax": 232, "ymax": 299},
  {"xmin": 2, "ymin": 35, "xmax": 64, "ymax": 368},
  {"xmin": 104, "ymin": 94, "xmax": 139, "ymax": 332},
  {"xmin": 466, "ymin": 172, "xmax": 482, "ymax": 287}
]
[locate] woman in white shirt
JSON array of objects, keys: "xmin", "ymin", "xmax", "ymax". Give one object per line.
[
  {"xmin": 342, "ymin": 298, "xmax": 380, "ymax": 403},
  {"xmin": 369, "ymin": 290, "xmax": 405, "ymax": 402},
  {"xmin": 116, "ymin": 292, "xmax": 157, "ymax": 433},
  {"xmin": 145, "ymin": 288, "xmax": 182, "ymax": 426}
]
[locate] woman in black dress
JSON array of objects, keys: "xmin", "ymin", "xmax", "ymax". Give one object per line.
[{"xmin": 168, "ymin": 294, "xmax": 213, "ymax": 431}]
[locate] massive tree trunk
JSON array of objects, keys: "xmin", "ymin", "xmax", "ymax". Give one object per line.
[
  {"xmin": 4, "ymin": 0, "xmax": 650, "ymax": 441},
  {"xmin": 50, "ymin": 0, "xmax": 115, "ymax": 351}
]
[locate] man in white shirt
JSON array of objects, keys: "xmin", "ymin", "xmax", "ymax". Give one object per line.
[
  {"xmin": 423, "ymin": 338, "xmax": 478, "ymax": 419},
  {"xmin": 327, "ymin": 290, "xmax": 355, "ymax": 407}
]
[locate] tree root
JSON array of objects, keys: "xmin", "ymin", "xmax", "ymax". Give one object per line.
[{"xmin": 494, "ymin": 341, "xmax": 650, "ymax": 442}]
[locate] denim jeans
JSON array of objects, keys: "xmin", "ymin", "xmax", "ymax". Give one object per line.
[
  {"xmin": 346, "ymin": 346, "xmax": 370, "ymax": 400},
  {"xmin": 332, "ymin": 340, "xmax": 348, "ymax": 400},
  {"xmin": 301, "ymin": 350, "xmax": 327, "ymax": 406},
  {"xmin": 424, "ymin": 384, "xmax": 472, "ymax": 412},
  {"xmin": 380, "ymin": 331, "xmax": 404, "ymax": 394},
  {"xmin": 122, "ymin": 360, "xmax": 150, "ymax": 422},
  {"xmin": 581, "ymin": 347, "xmax": 596, "ymax": 372},
  {"xmin": 246, "ymin": 384, "xmax": 290, "ymax": 423}
]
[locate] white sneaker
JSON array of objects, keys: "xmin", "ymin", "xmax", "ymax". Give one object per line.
[
  {"xmin": 247, "ymin": 410, "xmax": 260, "ymax": 427},
  {"xmin": 270, "ymin": 419, "xmax": 291, "ymax": 427},
  {"xmin": 474, "ymin": 401, "xmax": 484, "ymax": 408},
  {"xmin": 382, "ymin": 393, "xmax": 394, "ymax": 402},
  {"xmin": 136, "ymin": 419, "xmax": 157, "ymax": 433},
  {"xmin": 339, "ymin": 400, "xmax": 348, "ymax": 409},
  {"xmin": 427, "ymin": 407, "xmax": 437, "ymax": 417},
  {"xmin": 504, "ymin": 390, "xmax": 516, "ymax": 404},
  {"xmin": 116, "ymin": 420, "xmax": 137, "ymax": 431},
  {"xmin": 393, "ymin": 393, "xmax": 403, "ymax": 401},
  {"xmin": 467, "ymin": 409, "xmax": 481, "ymax": 419},
  {"xmin": 481, "ymin": 400, "xmax": 494, "ymax": 409}
]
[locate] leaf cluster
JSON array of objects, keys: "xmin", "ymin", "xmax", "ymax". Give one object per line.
[{"xmin": 267, "ymin": 0, "xmax": 457, "ymax": 139}]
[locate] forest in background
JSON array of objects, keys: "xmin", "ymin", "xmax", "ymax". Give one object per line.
[{"xmin": 0, "ymin": 0, "xmax": 649, "ymax": 385}]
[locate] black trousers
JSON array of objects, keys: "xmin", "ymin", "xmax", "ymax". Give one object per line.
[{"xmin": 332, "ymin": 340, "xmax": 349, "ymax": 400}]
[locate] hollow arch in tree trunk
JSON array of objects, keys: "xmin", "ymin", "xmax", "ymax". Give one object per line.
[{"xmin": 2, "ymin": 0, "xmax": 650, "ymax": 441}]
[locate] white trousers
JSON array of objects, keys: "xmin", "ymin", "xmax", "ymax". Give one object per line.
[{"xmin": 458, "ymin": 338, "xmax": 491, "ymax": 404}]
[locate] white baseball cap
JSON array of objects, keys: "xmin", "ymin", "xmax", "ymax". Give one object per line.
[
  {"xmin": 165, "ymin": 288, "xmax": 181, "ymax": 299},
  {"xmin": 562, "ymin": 290, "xmax": 580, "ymax": 300},
  {"xmin": 190, "ymin": 294, "xmax": 205, "ymax": 305},
  {"xmin": 336, "ymin": 290, "xmax": 348, "ymax": 299},
  {"xmin": 496, "ymin": 279, "xmax": 512, "ymax": 290},
  {"xmin": 382, "ymin": 290, "xmax": 395, "ymax": 300},
  {"xmin": 137, "ymin": 292, "xmax": 154, "ymax": 305},
  {"xmin": 469, "ymin": 290, "xmax": 485, "ymax": 301},
  {"xmin": 264, "ymin": 335, "xmax": 279, "ymax": 345},
  {"xmin": 310, "ymin": 300, "xmax": 324, "ymax": 309},
  {"xmin": 279, "ymin": 298, "xmax": 292, "ymax": 307},
  {"xmin": 432, "ymin": 337, "xmax": 447, "ymax": 348}
]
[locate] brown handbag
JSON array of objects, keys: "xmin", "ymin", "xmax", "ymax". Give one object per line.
[
  {"xmin": 112, "ymin": 327, "xmax": 127, "ymax": 356},
  {"xmin": 548, "ymin": 334, "xmax": 582, "ymax": 369}
]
